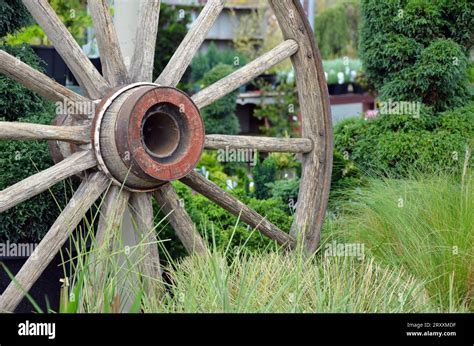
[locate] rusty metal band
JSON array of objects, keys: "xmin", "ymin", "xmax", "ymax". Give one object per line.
[{"xmin": 125, "ymin": 87, "xmax": 205, "ymax": 181}]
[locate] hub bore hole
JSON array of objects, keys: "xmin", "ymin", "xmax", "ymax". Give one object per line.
[{"xmin": 142, "ymin": 111, "xmax": 180, "ymax": 158}]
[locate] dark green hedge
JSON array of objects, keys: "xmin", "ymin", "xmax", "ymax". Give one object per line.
[
  {"xmin": 0, "ymin": 45, "xmax": 67, "ymax": 242},
  {"xmin": 155, "ymin": 183, "xmax": 293, "ymax": 259},
  {"xmin": 0, "ymin": 0, "xmax": 31, "ymax": 37},
  {"xmin": 360, "ymin": 0, "xmax": 473, "ymax": 111},
  {"xmin": 334, "ymin": 103, "xmax": 474, "ymax": 178}
]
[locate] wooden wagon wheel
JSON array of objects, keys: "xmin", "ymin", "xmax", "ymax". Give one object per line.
[{"xmin": 0, "ymin": 0, "xmax": 332, "ymax": 312}]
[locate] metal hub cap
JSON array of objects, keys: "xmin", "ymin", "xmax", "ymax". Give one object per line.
[{"xmin": 92, "ymin": 83, "xmax": 205, "ymax": 191}]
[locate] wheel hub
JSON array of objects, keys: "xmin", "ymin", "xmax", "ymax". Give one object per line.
[{"xmin": 92, "ymin": 83, "xmax": 205, "ymax": 191}]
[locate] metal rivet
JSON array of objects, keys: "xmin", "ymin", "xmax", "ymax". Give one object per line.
[{"xmin": 299, "ymin": 25, "xmax": 304, "ymax": 32}]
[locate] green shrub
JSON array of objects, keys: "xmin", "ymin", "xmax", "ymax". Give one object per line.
[
  {"xmin": 263, "ymin": 151, "xmax": 365, "ymax": 213},
  {"xmin": 334, "ymin": 102, "xmax": 474, "ymax": 177},
  {"xmin": 155, "ymin": 182, "xmax": 292, "ymax": 259},
  {"xmin": 199, "ymin": 64, "xmax": 240, "ymax": 135},
  {"xmin": 359, "ymin": 0, "xmax": 473, "ymax": 110},
  {"xmin": 252, "ymin": 154, "xmax": 278, "ymax": 200},
  {"xmin": 378, "ymin": 39, "xmax": 469, "ymax": 112},
  {"xmin": 0, "ymin": 0, "xmax": 30, "ymax": 37},
  {"xmin": 0, "ymin": 45, "xmax": 68, "ymax": 242},
  {"xmin": 266, "ymin": 178, "xmax": 300, "ymax": 209},
  {"xmin": 0, "ymin": 45, "xmax": 53, "ymax": 121}
]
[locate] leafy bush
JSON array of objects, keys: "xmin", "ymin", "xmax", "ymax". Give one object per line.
[
  {"xmin": 378, "ymin": 39, "xmax": 469, "ymax": 112},
  {"xmin": 0, "ymin": 0, "xmax": 30, "ymax": 37},
  {"xmin": 155, "ymin": 182, "xmax": 293, "ymax": 259},
  {"xmin": 266, "ymin": 178, "xmax": 300, "ymax": 209},
  {"xmin": 0, "ymin": 45, "xmax": 54, "ymax": 121},
  {"xmin": 359, "ymin": 0, "xmax": 473, "ymax": 111},
  {"xmin": 0, "ymin": 45, "xmax": 68, "ymax": 242},
  {"xmin": 252, "ymin": 156, "xmax": 277, "ymax": 200},
  {"xmin": 334, "ymin": 102, "xmax": 474, "ymax": 177},
  {"xmin": 199, "ymin": 64, "xmax": 240, "ymax": 135},
  {"xmin": 253, "ymin": 150, "xmax": 364, "ymax": 215}
]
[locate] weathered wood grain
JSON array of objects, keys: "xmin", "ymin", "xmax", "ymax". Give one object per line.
[
  {"xmin": 205, "ymin": 135, "xmax": 313, "ymax": 153},
  {"xmin": 180, "ymin": 172, "xmax": 295, "ymax": 247},
  {"xmin": 88, "ymin": 0, "xmax": 129, "ymax": 87},
  {"xmin": 129, "ymin": 193, "xmax": 162, "ymax": 281},
  {"xmin": 0, "ymin": 122, "xmax": 90, "ymax": 144},
  {"xmin": 270, "ymin": 0, "xmax": 333, "ymax": 253},
  {"xmin": 192, "ymin": 39, "xmax": 298, "ymax": 109},
  {"xmin": 155, "ymin": 0, "xmax": 225, "ymax": 87},
  {"xmin": 0, "ymin": 50, "xmax": 90, "ymax": 119},
  {"xmin": 154, "ymin": 183, "xmax": 207, "ymax": 255},
  {"xmin": 0, "ymin": 172, "xmax": 109, "ymax": 312},
  {"xmin": 95, "ymin": 185, "xmax": 130, "ymax": 249},
  {"xmin": 0, "ymin": 150, "xmax": 97, "ymax": 213},
  {"xmin": 129, "ymin": 0, "xmax": 161, "ymax": 83},
  {"xmin": 22, "ymin": 0, "xmax": 110, "ymax": 99}
]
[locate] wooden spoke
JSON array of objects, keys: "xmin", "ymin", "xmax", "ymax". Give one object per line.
[
  {"xmin": 88, "ymin": 0, "xmax": 129, "ymax": 87},
  {"xmin": 129, "ymin": 0, "xmax": 161, "ymax": 83},
  {"xmin": 0, "ymin": 172, "xmax": 109, "ymax": 312},
  {"xmin": 192, "ymin": 39, "xmax": 298, "ymax": 109},
  {"xmin": 95, "ymin": 185, "xmax": 130, "ymax": 249},
  {"xmin": 180, "ymin": 172, "xmax": 295, "ymax": 247},
  {"xmin": 22, "ymin": 0, "xmax": 110, "ymax": 99},
  {"xmin": 205, "ymin": 135, "xmax": 313, "ymax": 153},
  {"xmin": 129, "ymin": 193, "xmax": 161, "ymax": 280},
  {"xmin": 0, "ymin": 150, "xmax": 97, "ymax": 213},
  {"xmin": 0, "ymin": 50, "xmax": 90, "ymax": 119},
  {"xmin": 155, "ymin": 0, "xmax": 225, "ymax": 87},
  {"xmin": 0, "ymin": 122, "xmax": 90, "ymax": 144},
  {"xmin": 270, "ymin": 0, "xmax": 333, "ymax": 253},
  {"xmin": 154, "ymin": 183, "xmax": 207, "ymax": 255}
]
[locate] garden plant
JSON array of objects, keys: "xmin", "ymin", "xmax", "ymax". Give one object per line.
[{"xmin": 0, "ymin": 0, "xmax": 472, "ymax": 319}]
